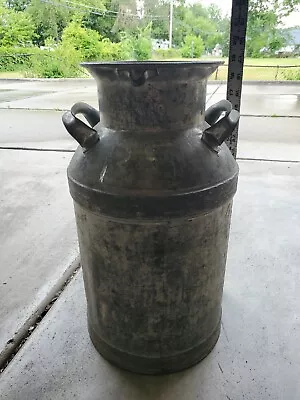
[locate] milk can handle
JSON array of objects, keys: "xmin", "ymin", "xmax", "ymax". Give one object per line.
[
  {"xmin": 62, "ymin": 102, "xmax": 100, "ymax": 151},
  {"xmin": 202, "ymin": 99, "xmax": 239, "ymax": 151}
]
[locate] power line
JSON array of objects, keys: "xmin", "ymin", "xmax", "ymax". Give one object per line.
[
  {"xmin": 40, "ymin": 0, "xmax": 170, "ymax": 20},
  {"xmin": 40, "ymin": 0, "xmax": 117, "ymax": 16},
  {"xmin": 64, "ymin": 0, "xmax": 112, "ymax": 13}
]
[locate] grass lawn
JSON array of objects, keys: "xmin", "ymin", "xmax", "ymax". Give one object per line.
[
  {"xmin": 152, "ymin": 56, "xmax": 300, "ymax": 80},
  {"xmin": 210, "ymin": 64, "xmax": 287, "ymax": 80},
  {"xmin": 243, "ymin": 57, "xmax": 300, "ymax": 65},
  {"xmin": 0, "ymin": 71, "xmax": 25, "ymax": 78},
  {"xmin": 0, "ymin": 57, "xmax": 300, "ymax": 80},
  {"xmin": 202, "ymin": 56, "xmax": 300, "ymax": 80}
]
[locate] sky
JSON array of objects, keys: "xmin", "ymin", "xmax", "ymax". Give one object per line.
[{"xmin": 199, "ymin": 0, "xmax": 300, "ymax": 28}]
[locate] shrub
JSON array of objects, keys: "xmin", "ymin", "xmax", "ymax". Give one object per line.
[
  {"xmin": 152, "ymin": 48, "xmax": 181, "ymax": 60},
  {"xmin": 98, "ymin": 38, "xmax": 132, "ymax": 61},
  {"xmin": 134, "ymin": 35, "xmax": 152, "ymax": 60},
  {"xmin": 281, "ymin": 68, "xmax": 300, "ymax": 81},
  {"xmin": 29, "ymin": 46, "xmax": 82, "ymax": 78},
  {"xmin": 61, "ymin": 21, "xmax": 102, "ymax": 61},
  {"xmin": 0, "ymin": 22, "xmax": 136, "ymax": 78},
  {"xmin": 122, "ymin": 23, "xmax": 152, "ymax": 61},
  {"xmin": 118, "ymin": 36, "xmax": 134, "ymax": 60},
  {"xmin": 0, "ymin": 46, "xmax": 41, "ymax": 72},
  {"xmin": 60, "ymin": 22, "xmax": 132, "ymax": 62},
  {"xmin": 29, "ymin": 33, "xmax": 133, "ymax": 77},
  {"xmin": 181, "ymin": 34, "xmax": 204, "ymax": 58}
]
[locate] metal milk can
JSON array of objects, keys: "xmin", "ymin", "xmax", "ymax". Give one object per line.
[{"xmin": 62, "ymin": 61, "xmax": 239, "ymax": 374}]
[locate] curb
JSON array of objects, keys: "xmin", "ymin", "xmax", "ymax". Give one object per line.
[
  {"xmin": 0, "ymin": 78, "xmax": 92, "ymax": 83},
  {"xmin": 208, "ymin": 80, "xmax": 300, "ymax": 85}
]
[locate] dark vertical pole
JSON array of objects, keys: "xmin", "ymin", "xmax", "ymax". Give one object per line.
[{"xmin": 226, "ymin": 0, "xmax": 249, "ymax": 158}]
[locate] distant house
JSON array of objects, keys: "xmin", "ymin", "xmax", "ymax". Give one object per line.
[
  {"xmin": 211, "ymin": 44, "xmax": 223, "ymax": 57},
  {"xmin": 152, "ymin": 39, "xmax": 169, "ymax": 51}
]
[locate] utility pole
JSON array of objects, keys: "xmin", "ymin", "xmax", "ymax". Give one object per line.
[{"xmin": 169, "ymin": 0, "xmax": 173, "ymax": 48}]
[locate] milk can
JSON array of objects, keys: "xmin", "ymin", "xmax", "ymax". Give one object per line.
[{"xmin": 62, "ymin": 61, "xmax": 239, "ymax": 375}]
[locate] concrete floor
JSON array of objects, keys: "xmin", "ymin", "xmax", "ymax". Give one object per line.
[
  {"xmin": 1, "ymin": 80, "xmax": 300, "ymax": 161},
  {"xmin": 1, "ymin": 160, "xmax": 300, "ymax": 400},
  {"xmin": 0, "ymin": 150, "xmax": 77, "ymax": 355},
  {"xmin": 0, "ymin": 79, "xmax": 300, "ymax": 399}
]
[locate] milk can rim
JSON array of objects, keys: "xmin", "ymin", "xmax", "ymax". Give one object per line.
[{"xmin": 81, "ymin": 60, "xmax": 224, "ymax": 68}]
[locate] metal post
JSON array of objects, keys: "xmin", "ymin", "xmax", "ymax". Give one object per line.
[
  {"xmin": 226, "ymin": 0, "xmax": 249, "ymax": 158},
  {"xmin": 169, "ymin": 0, "xmax": 173, "ymax": 48},
  {"xmin": 275, "ymin": 65, "xmax": 279, "ymax": 80},
  {"xmin": 215, "ymin": 68, "xmax": 219, "ymax": 80}
]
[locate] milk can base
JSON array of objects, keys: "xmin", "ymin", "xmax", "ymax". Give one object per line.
[{"xmin": 88, "ymin": 320, "xmax": 221, "ymax": 375}]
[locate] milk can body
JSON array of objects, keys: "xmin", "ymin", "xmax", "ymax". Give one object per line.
[{"xmin": 63, "ymin": 61, "xmax": 239, "ymax": 374}]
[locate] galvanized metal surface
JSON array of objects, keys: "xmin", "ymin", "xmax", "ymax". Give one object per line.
[
  {"xmin": 63, "ymin": 61, "xmax": 239, "ymax": 374},
  {"xmin": 75, "ymin": 202, "xmax": 232, "ymax": 374}
]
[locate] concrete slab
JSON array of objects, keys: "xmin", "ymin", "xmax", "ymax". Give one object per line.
[
  {"xmin": 237, "ymin": 116, "xmax": 300, "ymax": 161},
  {"xmin": 212, "ymin": 82, "xmax": 300, "ymax": 96},
  {"xmin": 1, "ymin": 160, "xmax": 299, "ymax": 400},
  {"xmin": 0, "ymin": 90, "xmax": 216, "ymax": 111},
  {"xmin": 0, "ymin": 150, "xmax": 78, "ymax": 355},
  {"xmin": 0, "ymin": 79, "xmax": 94, "ymax": 93},
  {"xmin": 1, "ymin": 109, "xmax": 299, "ymax": 162},
  {"xmin": 239, "ymin": 116, "xmax": 300, "ymax": 144},
  {"xmin": 1, "ymin": 80, "xmax": 299, "ymax": 117},
  {"xmin": 0, "ymin": 90, "xmax": 54, "ymax": 103},
  {"xmin": 1, "ymin": 79, "xmax": 299, "ymax": 94},
  {"xmin": 0, "ymin": 109, "xmax": 76, "ymax": 151},
  {"xmin": 0, "ymin": 79, "xmax": 219, "ymax": 95},
  {"xmin": 206, "ymin": 93, "xmax": 300, "ymax": 116},
  {"xmin": 0, "ymin": 91, "xmax": 98, "ymax": 111}
]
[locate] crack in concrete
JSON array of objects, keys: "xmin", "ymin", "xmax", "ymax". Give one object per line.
[
  {"xmin": 0, "ymin": 107, "xmax": 69, "ymax": 112},
  {"xmin": 237, "ymin": 157, "xmax": 300, "ymax": 163},
  {"xmin": 206, "ymin": 81, "xmax": 225, "ymax": 105},
  {"xmin": 1, "ymin": 147, "xmax": 299, "ymax": 164},
  {"xmin": 1, "ymin": 105, "xmax": 300, "ymax": 119},
  {"xmin": 0, "ymin": 257, "xmax": 81, "ymax": 374},
  {"xmin": 0, "ymin": 146, "xmax": 75, "ymax": 153}
]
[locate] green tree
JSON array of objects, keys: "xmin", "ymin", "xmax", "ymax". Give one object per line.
[
  {"xmin": 207, "ymin": 4, "xmax": 230, "ymax": 55},
  {"xmin": 133, "ymin": 23, "xmax": 152, "ymax": 60},
  {"xmin": 112, "ymin": 0, "xmax": 140, "ymax": 33},
  {"xmin": 246, "ymin": 0, "xmax": 300, "ymax": 56},
  {"xmin": 82, "ymin": 0, "xmax": 119, "ymax": 41},
  {"xmin": 181, "ymin": 34, "xmax": 204, "ymax": 58},
  {"xmin": 60, "ymin": 19, "xmax": 132, "ymax": 61},
  {"xmin": 186, "ymin": 13, "xmax": 218, "ymax": 51},
  {"xmin": 172, "ymin": 2, "xmax": 229, "ymax": 53},
  {"xmin": 0, "ymin": 3, "xmax": 36, "ymax": 46},
  {"xmin": 61, "ymin": 20, "xmax": 102, "ymax": 60},
  {"xmin": 6, "ymin": 0, "xmax": 30, "ymax": 11},
  {"xmin": 146, "ymin": 0, "xmax": 169, "ymax": 41},
  {"xmin": 172, "ymin": 2, "xmax": 187, "ymax": 46},
  {"xmin": 26, "ymin": 0, "xmax": 107, "ymax": 45},
  {"xmin": 26, "ymin": 0, "xmax": 72, "ymax": 44},
  {"xmin": 247, "ymin": 11, "xmax": 286, "ymax": 56}
]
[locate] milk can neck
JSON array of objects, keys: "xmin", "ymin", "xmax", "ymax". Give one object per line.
[{"xmin": 96, "ymin": 79, "xmax": 208, "ymax": 131}]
